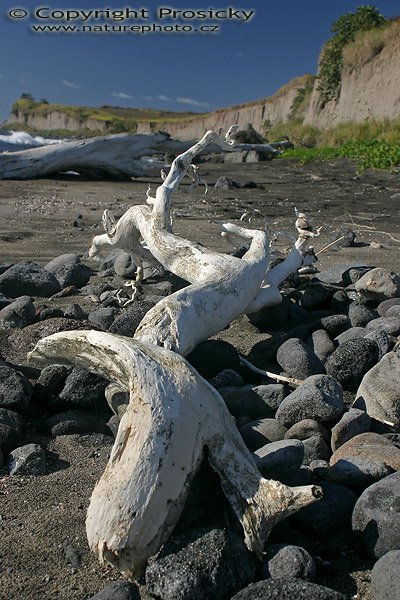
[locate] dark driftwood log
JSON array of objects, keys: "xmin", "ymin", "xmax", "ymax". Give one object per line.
[{"xmin": 0, "ymin": 132, "xmax": 286, "ymax": 180}]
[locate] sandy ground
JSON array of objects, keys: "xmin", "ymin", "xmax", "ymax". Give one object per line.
[{"xmin": 0, "ymin": 158, "xmax": 399, "ymax": 600}]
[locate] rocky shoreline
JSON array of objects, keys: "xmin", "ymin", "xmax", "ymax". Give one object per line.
[{"xmin": 0, "ymin": 159, "xmax": 400, "ymax": 599}]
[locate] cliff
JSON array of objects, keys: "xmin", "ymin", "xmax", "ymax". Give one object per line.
[
  {"xmin": 304, "ymin": 19, "xmax": 400, "ymax": 126},
  {"xmin": 4, "ymin": 75, "xmax": 314, "ymax": 141},
  {"xmin": 4, "ymin": 18, "xmax": 400, "ymax": 140}
]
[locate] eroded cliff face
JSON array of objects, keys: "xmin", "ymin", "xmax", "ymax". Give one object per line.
[
  {"xmin": 305, "ymin": 20, "xmax": 400, "ymax": 127},
  {"xmin": 4, "ymin": 75, "xmax": 312, "ymax": 141},
  {"xmin": 136, "ymin": 75, "xmax": 312, "ymax": 139},
  {"xmin": 6, "ymin": 111, "xmax": 109, "ymax": 133},
  {"xmin": 5, "ymin": 23, "xmax": 400, "ymax": 140}
]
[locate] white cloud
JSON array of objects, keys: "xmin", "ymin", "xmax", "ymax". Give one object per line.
[
  {"xmin": 176, "ymin": 96, "xmax": 210, "ymax": 108},
  {"xmin": 62, "ymin": 80, "xmax": 80, "ymax": 88},
  {"xmin": 139, "ymin": 95, "xmax": 153, "ymax": 100},
  {"xmin": 157, "ymin": 94, "xmax": 172, "ymax": 101},
  {"xmin": 111, "ymin": 92, "xmax": 134, "ymax": 100}
]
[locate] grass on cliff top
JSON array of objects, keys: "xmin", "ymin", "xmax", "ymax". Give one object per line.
[
  {"xmin": 11, "ymin": 98, "xmax": 207, "ymax": 132},
  {"xmin": 343, "ymin": 17, "xmax": 400, "ymax": 69}
]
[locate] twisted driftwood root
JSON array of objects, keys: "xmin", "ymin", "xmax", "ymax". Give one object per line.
[
  {"xmin": 29, "ymin": 330, "xmax": 321, "ymax": 578},
  {"xmin": 88, "ymin": 131, "xmax": 320, "ymax": 335}
]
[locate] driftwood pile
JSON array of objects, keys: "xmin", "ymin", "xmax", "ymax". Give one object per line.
[{"xmin": 28, "ymin": 129, "xmax": 323, "ymax": 578}]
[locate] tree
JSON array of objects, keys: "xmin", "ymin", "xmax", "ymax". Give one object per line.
[{"xmin": 20, "ymin": 92, "xmax": 34, "ymax": 101}]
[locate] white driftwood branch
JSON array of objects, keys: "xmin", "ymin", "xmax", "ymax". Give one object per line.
[
  {"xmin": 243, "ymin": 210, "xmax": 321, "ymax": 314},
  {"xmin": 88, "ymin": 205, "xmax": 161, "ymax": 282},
  {"xmin": 29, "ymin": 330, "xmax": 321, "ymax": 577},
  {"xmin": 239, "ymin": 356, "xmax": 303, "ymax": 387},
  {"xmin": 84, "ymin": 130, "xmax": 268, "ymax": 354}
]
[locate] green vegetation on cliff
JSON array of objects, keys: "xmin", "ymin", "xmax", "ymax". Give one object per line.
[
  {"xmin": 8, "ymin": 97, "xmax": 205, "ymax": 136},
  {"xmin": 317, "ymin": 5, "xmax": 386, "ymax": 104}
]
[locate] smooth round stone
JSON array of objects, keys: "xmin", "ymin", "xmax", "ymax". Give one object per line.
[
  {"xmin": 348, "ymin": 302, "xmax": 377, "ymax": 327},
  {"xmin": 261, "ymin": 544, "xmax": 316, "ymax": 581},
  {"xmin": 285, "ymin": 419, "xmax": 330, "ymax": 444},
  {"xmin": 319, "ymin": 456, "xmax": 393, "ymax": 490},
  {"xmin": 371, "ymin": 550, "xmax": 400, "ymax": 600},
  {"xmin": 330, "ymin": 432, "xmax": 400, "ymax": 471},
  {"xmin": 306, "ymin": 330, "xmax": 335, "ymax": 364},
  {"xmin": 377, "ymin": 297, "xmax": 400, "ymax": 316},
  {"xmin": 386, "ymin": 305, "xmax": 400, "ymax": 318},
  {"xmin": 45, "ymin": 253, "xmax": 92, "ymax": 289},
  {"xmin": 352, "ymin": 472, "xmax": 400, "ymax": 559},
  {"xmin": 230, "ymin": 579, "xmax": 346, "ymax": 599},
  {"xmin": 366, "ymin": 316, "xmax": 400, "ymax": 336},
  {"xmin": 275, "ymin": 375, "xmax": 344, "ymax": 428},
  {"xmin": 221, "ymin": 384, "xmax": 285, "ymax": 420},
  {"xmin": 292, "ymin": 481, "xmax": 357, "ymax": 536},
  {"xmin": 302, "ymin": 436, "xmax": 331, "ymax": 466},
  {"xmin": 325, "ymin": 338, "xmax": 379, "ymax": 393},
  {"xmin": 276, "ymin": 338, "xmax": 325, "ymax": 379},
  {"xmin": 355, "ymin": 267, "xmax": 400, "ymax": 301},
  {"xmin": 334, "ymin": 327, "xmax": 366, "ymax": 345},
  {"xmin": 331, "ymin": 408, "xmax": 371, "ymax": 452},
  {"xmin": 355, "ymin": 352, "xmax": 400, "ymax": 428},
  {"xmin": 255, "ymin": 439, "xmax": 304, "ymax": 483},
  {"xmin": 363, "ymin": 330, "xmax": 392, "ymax": 360}
]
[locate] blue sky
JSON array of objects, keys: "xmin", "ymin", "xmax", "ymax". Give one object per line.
[{"xmin": 0, "ymin": 1, "xmax": 399, "ymax": 121}]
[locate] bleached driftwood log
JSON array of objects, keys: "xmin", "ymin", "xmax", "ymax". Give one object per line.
[
  {"xmin": 0, "ymin": 133, "xmax": 189, "ymax": 179},
  {"xmin": 0, "ymin": 129, "xmax": 283, "ymax": 180},
  {"xmin": 29, "ymin": 330, "xmax": 321, "ymax": 578}
]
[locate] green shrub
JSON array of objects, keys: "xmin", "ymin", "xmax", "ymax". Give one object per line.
[{"xmin": 318, "ymin": 5, "xmax": 385, "ymax": 104}]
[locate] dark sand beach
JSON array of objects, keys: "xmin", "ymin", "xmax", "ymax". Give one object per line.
[{"xmin": 0, "ymin": 158, "xmax": 399, "ymax": 600}]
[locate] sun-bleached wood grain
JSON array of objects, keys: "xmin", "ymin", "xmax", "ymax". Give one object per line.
[{"xmin": 29, "ymin": 330, "xmax": 321, "ymax": 578}]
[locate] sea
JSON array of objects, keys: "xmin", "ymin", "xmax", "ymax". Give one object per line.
[{"xmin": 0, "ymin": 129, "xmax": 67, "ymax": 153}]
